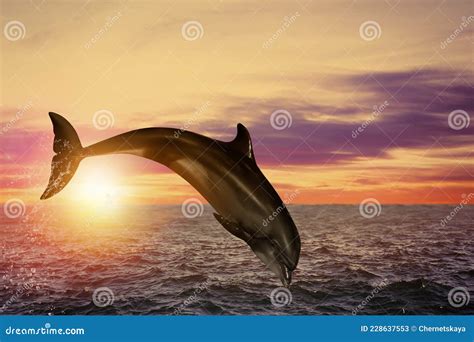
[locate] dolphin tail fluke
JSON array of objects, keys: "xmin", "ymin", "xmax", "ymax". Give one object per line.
[{"xmin": 40, "ymin": 112, "xmax": 83, "ymax": 200}]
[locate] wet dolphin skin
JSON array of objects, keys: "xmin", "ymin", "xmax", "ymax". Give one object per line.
[{"xmin": 41, "ymin": 112, "xmax": 301, "ymax": 286}]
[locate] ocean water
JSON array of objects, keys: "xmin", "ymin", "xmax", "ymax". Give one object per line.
[{"xmin": 1, "ymin": 204, "xmax": 473, "ymax": 315}]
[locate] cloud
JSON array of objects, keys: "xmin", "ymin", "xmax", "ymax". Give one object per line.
[
  {"xmin": 216, "ymin": 68, "xmax": 474, "ymax": 166},
  {"xmin": 1, "ymin": 68, "xmax": 472, "ymax": 194}
]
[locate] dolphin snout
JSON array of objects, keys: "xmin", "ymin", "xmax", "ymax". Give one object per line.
[{"xmin": 281, "ymin": 266, "xmax": 292, "ymax": 288}]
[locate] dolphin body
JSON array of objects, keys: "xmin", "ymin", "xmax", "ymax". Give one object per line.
[{"xmin": 41, "ymin": 112, "xmax": 301, "ymax": 286}]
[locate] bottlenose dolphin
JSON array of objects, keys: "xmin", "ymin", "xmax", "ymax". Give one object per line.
[{"xmin": 41, "ymin": 112, "xmax": 301, "ymax": 286}]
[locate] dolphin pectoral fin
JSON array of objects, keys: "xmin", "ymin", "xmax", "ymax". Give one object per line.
[
  {"xmin": 213, "ymin": 213, "xmax": 251, "ymax": 242},
  {"xmin": 228, "ymin": 124, "xmax": 256, "ymax": 162},
  {"xmin": 214, "ymin": 213, "xmax": 292, "ymax": 286}
]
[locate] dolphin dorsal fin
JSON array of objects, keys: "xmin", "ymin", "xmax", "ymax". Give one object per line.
[{"xmin": 230, "ymin": 123, "xmax": 255, "ymax": 161}]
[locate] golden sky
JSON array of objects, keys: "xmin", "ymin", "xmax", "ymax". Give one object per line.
[{"xmin": 1, "ymin": 0, "xmax": 473, "ymax": 206}]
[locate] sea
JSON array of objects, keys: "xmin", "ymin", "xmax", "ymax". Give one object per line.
[{"xmin": 1, "ymin": 204, "xmax": 473, "ymax": 315}]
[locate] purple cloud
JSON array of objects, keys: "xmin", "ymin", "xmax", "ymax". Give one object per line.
[{"xmin": 219, "ymin": 68, "xmax": 474, "ymax": 166}]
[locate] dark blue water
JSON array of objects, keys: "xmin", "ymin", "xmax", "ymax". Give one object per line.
[{"xmin": 1, "ymin": 204, "xmax": 473, "ymax": 315}]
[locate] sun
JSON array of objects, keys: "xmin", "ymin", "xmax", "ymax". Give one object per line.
[
  {"xmin": 78, "ymin": 178, "xmax": 119, "ymax": 206},
  {"xmin": 66, "ymin": 158, "xmax": 125, "ymax": 213}
]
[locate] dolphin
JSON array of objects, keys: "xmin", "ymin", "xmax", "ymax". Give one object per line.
[{"xmin": 41, "ymin": 112, "xmax": 301, "ymax": 286}]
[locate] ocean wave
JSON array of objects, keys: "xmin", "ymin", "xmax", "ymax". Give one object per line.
[{"xmin": 1, "ymin": 205, "xmax": 473, "ymax": 315}]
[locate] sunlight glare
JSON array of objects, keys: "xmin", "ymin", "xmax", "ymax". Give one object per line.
[{"xmin": 67, "ymin": 159, "xmax": 125, "ymax": 215}]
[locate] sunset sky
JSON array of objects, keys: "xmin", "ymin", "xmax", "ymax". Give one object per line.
[{"xmin": 1, "ymin": 0, "xmax": 472, "ymax": 206}]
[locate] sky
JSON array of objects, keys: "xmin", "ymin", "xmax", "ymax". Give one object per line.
[{"xmin": 0, "ymin": 0, "xmax": 473, "ymax": 206}]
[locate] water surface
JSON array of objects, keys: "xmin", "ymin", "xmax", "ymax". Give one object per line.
[{"xmin": 1, "ymin": 204, "xmax": 473, "ymax": 315}]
